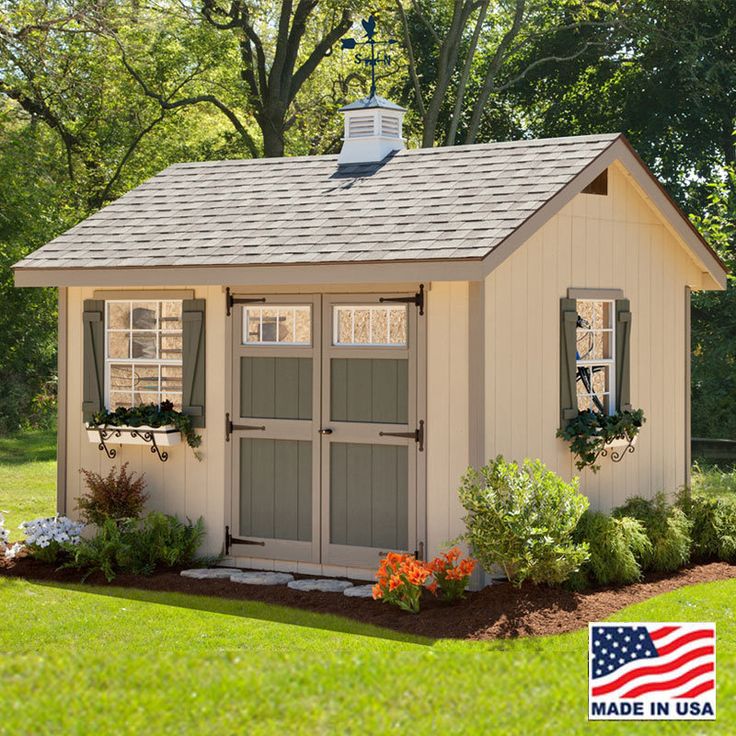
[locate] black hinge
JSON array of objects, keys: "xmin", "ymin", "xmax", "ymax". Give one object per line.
[
  {"xmin": 226, "ymin": 287, "xmax": 267, "ymax": 316},
  {"xmin": 379, "ymin": 284, "xmax": 424, "ymax": 315},
  {"xmin": 225, "ymin": 525, "xmax": 266, "ymax": 555},
  {"xmin": 379, "ymin": 419, "xmax": 424, "ymax": 451},
  {"xmin": 225, "ymin": 412, "xmax": 266, "ymax": 442}
]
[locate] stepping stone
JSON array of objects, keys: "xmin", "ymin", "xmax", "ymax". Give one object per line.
[
  {"xmin": 180, "ymin": 568, "xmax": 241, "ymax": 579},
  {"xmin": 343, "ymin": 584, "xmax": 374, "ymax": 598},
  {"xmin": 287, "ymin": 578, "xmax": 353, "ymax": 593},
  {"xmin": 230, "ymin": 571, "xmax": 294, "ymax": 586}
]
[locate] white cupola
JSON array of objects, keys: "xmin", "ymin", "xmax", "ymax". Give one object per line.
[{"xmin": 338, "ymin": 95, "xmax": 406, "ymax": 165}]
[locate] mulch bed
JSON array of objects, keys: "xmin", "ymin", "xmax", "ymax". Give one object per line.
[{"xmin": 2, "ymin": 557, "xmax": 734, "ymax": 641}]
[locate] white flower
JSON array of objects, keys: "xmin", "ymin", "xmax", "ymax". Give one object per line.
[
  {"xmin": 4, "ymin": 542, "xmax": 23, "ymax": 559},
  {"xmin": 21, "ymin": 515, "xmax": 85, "ymax": 549}
]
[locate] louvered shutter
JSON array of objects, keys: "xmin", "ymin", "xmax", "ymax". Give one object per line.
[
  {"xmin": 560, "ymin": 297, "xmax": 578, "ymax": 424},
  {"xmin": 615, "ymin": 299, "xmax": 632, "ymax": 412},
  {"xmin": 82, "ymin": 300, "xmax": 105, "ymax": 421},
  {"xmin": 182, "ymin": 299, "xmax": 206, "ymax": 428}
]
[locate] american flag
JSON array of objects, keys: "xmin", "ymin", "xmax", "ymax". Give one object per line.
[{"xmin": 590, "ymin": 623, "xmax": 716, "ymax": 699}]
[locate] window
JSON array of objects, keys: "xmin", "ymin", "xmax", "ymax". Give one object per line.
[
  {"xmin": 242, "ymin": 305, "xmax": 311, "ymax": 345},
  {"xmin": 333, "ymin": 305, "xmax": 407, "ymax": 346},
  {"xmin": 105, "ymin": 300, "xmax": 183, "ymax": 410},
  {"xmin": 576, "ymin": 299, "xmax": 615, "ymax": 414}
]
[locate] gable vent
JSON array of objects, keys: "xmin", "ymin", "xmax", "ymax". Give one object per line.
[
  {"xmin": 349, "ymin": 115, "xmax": 375, "ymax": 138},
  {"xmin": 381, "ymin": 114, "xmax": 400, "ymax": 137}
]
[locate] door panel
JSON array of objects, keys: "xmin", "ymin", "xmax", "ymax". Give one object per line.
[
  {"xmin": 240, "ymin": 356, "xmax": 312, "ymax": 420},
  {"xmin": 239, "ymin": 438, "xmax": 312, "ymax": 542}
]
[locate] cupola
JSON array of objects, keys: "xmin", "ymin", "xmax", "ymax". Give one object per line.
[{"xmin": 338, "ymin": 95, "xmax": 406, "ymax": 165}]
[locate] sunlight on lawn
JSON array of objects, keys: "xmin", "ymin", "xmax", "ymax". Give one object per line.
[{"xmin": 0, "ymin": 430, "xmax": 57, "ymax": 540}]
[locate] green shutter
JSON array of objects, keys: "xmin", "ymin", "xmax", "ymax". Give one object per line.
[
  {"xmin": 560, "ymin": 297, "xmax": 578, "ymax": 424},
  {"xmin": 82, "ymin": 300, "xmax": 105, "ymax": 421},
  {"xmin": 182, "ymin": 299, "xmax": 206, "ymax": 428},
  {"xmin": 615, "ymin": 298, "xmax": 632, "ymax": 412}
]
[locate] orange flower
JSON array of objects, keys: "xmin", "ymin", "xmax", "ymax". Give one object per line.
[
  {"xmin": 427, "ymin": 581, "xmax": 438, "ymax": 595},
  {"xmin": 372, "ymin": 584, "xmax": 383, "ymax": 600}
]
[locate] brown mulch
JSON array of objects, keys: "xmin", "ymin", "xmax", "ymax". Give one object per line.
[{"xmin": 1, "ymin": 556, "xmax": 734, "ymax": 641}]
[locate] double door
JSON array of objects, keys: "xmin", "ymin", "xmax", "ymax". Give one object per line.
[{"xmin": 229, "ymin": 292, "xmax": 421, "ymax": 568}]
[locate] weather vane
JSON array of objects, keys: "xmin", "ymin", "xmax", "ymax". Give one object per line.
[{"xmin": 340, "ymin": 15, "xmax": 398, "ymax": 98}]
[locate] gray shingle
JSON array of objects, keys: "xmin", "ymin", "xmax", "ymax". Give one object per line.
[{"xmin": 15, "ymin": 134, "xmax": 619, "ymax": 271}]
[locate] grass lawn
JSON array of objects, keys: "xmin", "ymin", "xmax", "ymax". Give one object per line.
[
  {"xmin": 0, "ymin": 577, "xmax": 732, "ymax": 734},
  {"xmin": 0, "ymin": 430, "xmax": 56, "ymax": 540}
]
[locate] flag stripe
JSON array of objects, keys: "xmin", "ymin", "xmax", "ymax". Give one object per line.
[
  {"xmin": 657, "ymin": 630, "xmax": 715, "ymax": 657},
  {"xmin": 621, "ymin": 662, "xmax": 715, "ymax": 699},
  {"xmin": 650, "ymin": 626, "xmax": 680, "ymax": 640},
  {"xmin": 675, "ymin": 679, "xmax": 715, "ymax": 699},
  {"xmin": 590, "ymin": 646, "xmax": 715, "ymax": 696}
]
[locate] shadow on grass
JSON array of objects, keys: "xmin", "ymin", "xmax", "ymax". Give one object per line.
[
  {"xmin": 26, "ymin": 578, "xmax": 434, "ymax": 647},
  {"xmin": 0, "ymin": 430, "xmax": 57, "ymax": 464}
]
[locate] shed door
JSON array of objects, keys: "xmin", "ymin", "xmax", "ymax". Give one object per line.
[
  {"xmin": 321, "ymin": 296, "xmax": 418, "ymax": 568},
  {"xmin": 230, "ymin": 296, "xmax": 321, "ymax": 563}
]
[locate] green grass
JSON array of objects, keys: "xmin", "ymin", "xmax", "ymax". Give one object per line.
[
  {"xmin": 691, "ymin": 460, "xmax": 736, "ymax": 500},
  {"xmin": 0, "ymin": 430, "xmax": 56, "ymax": 540},
  {"xmin": 0, "ymin": 577, "xmax": 732, "ymax": 735}
]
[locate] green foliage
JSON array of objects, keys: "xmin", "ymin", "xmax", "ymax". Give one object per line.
[
  {"xmin": 458, "ymin": 456, "xmax": 589, "ymax": 586},
  {"xmin": 691, "ymin": 461, "xmax": 736, "ymax": 500},
  {"xmin": 64, "ymin": 512, "xmax": 206, "ymax": 582},
  {"xmin": 77, "ymin": 463, "xmax": 149, "ymax": 527},
  {"xmin": 89, "ymin": 402, "xmax": 202, "ymax": 450},
  {"xmin": 675, "ymin": 488, "xmax": 736, "ymax": 562},
  {"xmin": 613, "ymin": 493, "xmax": 691, "ymax": 572},
  {"xmin": 557, "ymin": 409, "xmax": 645, "ymax": 472},
  {"xmin": 569, "ymin": 511, "xmax": 651, "ymax": 589}
]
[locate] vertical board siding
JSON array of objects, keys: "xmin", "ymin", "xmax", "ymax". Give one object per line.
[
  {"xmin": 239, "ymin": 438, "xmax": 312, "ymax": 541},
  {"xmin": 329, "ymin": 442, "xmax": 408, "ymax": 549},
  {"xmin": 240, "ymin": 357, "xmax": 312, "ymax": 419},
  {"xmin": 65, "ymin": 285, "xmax": 227, "ymax": 556},
  {"xmin": 484, "ymin": 163, "xmax": 703, "ymax": 511},
  {"xmin": 330, "ymin": 358, "xmax": 408, "ymax": 424}
]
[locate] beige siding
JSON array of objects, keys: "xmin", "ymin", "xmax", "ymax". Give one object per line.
[
  {"xmin": 65, "ymin": 286, "xmax": 227, "ymax": 555},
  {"xmin": 425, "ymin": 282, "xmax": 470, "ymax": 557},
  {"xmin": 484, "ymin": 163, "xmax": 702, "ymax": 509}
]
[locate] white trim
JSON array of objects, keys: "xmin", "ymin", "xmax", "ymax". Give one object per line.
[{"xmin": 56, "ymin": 287, "xmax": 67, "ymax": 515}]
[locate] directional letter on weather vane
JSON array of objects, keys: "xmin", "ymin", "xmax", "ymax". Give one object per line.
[{"xmin": 340, "ymin": 15, "xmax": 398, "ymax": 98}]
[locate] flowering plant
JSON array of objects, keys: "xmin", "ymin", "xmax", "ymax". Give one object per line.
[
  {"xmin": 21, "ymin": 515, "xmax": 85, "ymax": 563},
  {"xmin": 427, "ymin": 547, "xmax": 476, "ymax": 602},
  {"xmin": 372, "ymin": 552, "xmax": 431, "ymax": 614},
  {"xmin": 0, "ymin": 512, "xmax": 8, "ymax": 547}
]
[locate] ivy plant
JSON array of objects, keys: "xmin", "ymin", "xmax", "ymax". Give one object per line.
[
  {"xmin": 557, "ymin": 409, "xmax": 645, "ymax": 473},
  {"xmin": 89, "ymin": 401, "xmax": 202, "ymax": 450}
]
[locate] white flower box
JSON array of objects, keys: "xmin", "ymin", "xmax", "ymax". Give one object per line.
[{"xmin": 85, "ymin": 423, "xmax": 182, "ymax": 447}]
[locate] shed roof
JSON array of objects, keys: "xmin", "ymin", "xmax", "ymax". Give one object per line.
[{"xmin": 15, "ymin": 134, "xmax": 620, "ymax": 270}]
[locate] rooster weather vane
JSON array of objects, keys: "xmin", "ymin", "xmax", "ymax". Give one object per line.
[{"xmin": 341, "ymin": 15, "xmax": 398, "ymax": 98}]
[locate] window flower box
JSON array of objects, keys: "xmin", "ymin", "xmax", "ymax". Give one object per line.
[{"xmin": 85, "ymin": 423, "xmax": 181, "ymax": 462}]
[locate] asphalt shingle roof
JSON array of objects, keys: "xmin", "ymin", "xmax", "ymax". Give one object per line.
[{"xmin": 15, "ymin": 133, "xmax": 620, "ymax": 271}]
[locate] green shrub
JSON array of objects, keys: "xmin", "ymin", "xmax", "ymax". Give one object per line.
[
  {"xmin": 77, "ymin": 463, "xmax": 149, "ymax": 527},
  {"xmin": 570, "ymin": 511, "xmax": 651, "ymax": 589},
  {"xmin": 458, "ymin": 456, "xmax": 590, "ymax": 586},
  {"xmin": 613, "ymin": 493, "xmax": 691, "ymax": 572},
  {"xmin": 675, "ymin": 489, "xmax": 736, "ymax": 562},
  {"xmin": 64, "ymin": 512, "xmax": 205, "ymax": 581}
]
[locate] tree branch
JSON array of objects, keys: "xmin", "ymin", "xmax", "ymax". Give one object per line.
[{"xmin": 395, "ymin": 0, "xmax": 426, "ymax": 120}]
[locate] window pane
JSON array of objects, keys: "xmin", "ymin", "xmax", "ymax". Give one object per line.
[
  {"xmin": 107, "ymin": 331, "xmax": 129, "ymax": 359},
  {"xmin": 576, "ymin": 365, "xmax": 610, "ymax": 413},
  {"xmin": 132, "ymin": 333, "xmax": 157, "ymax": 359},
  {"xmin": 242, "ymin": 305, "xmax": 311, "ymax": 345},
  {"xmin": 132, "ymin": 303, "xmax": 157, "ymax": 330},
  {"xmin": 160, "ymin": 301, "xmax": 182, "ymax": 330},
  {"xmin": 160, "ymin": 333, "xmax": 182, "ymax": 358},
  {"xmin": 107, "ymin": 303, "xmax": 130, "ymax": 329},
  {"xmin": 577, "ymin": 300, "xmax": 612, "ymax": 330},
  {"xmin": 109, "ymin": 392, "xmax": 131, "ymax": 410},
  {"xmin": 133, "ymin": 365, "xmax": 159, "ymax": 393},
  {"xmin": 577, "ymin": 330, "xmax": 612, "ymax": 361},
  {"xmin": 333, "ymin": 306, "xmax": 408, "ymax": 346},
  {"xmin": 161, "ymin": 365, "xmax": 182, "ymax": 393},
  {"xmin": 134, "ymin": 392, "xmax": 160, "ymax": 407}
]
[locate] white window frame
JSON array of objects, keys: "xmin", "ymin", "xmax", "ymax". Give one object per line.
[
  {"xmin": 241, "ymin": 304, "xmax": 312, "ymax": 347},
  {"xmin": 104, "ymin": 299, "xmax": 183, "ymax": 410},
  {"xmin": 332, "ymin": 304, "xmax": 408, "ymax": 347},
  {"xmin": 576, "ymin": 298, "xmax": 616, "ymax": 415}
]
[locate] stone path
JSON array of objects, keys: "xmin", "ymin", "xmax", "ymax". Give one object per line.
[{"xmin": 180, "ymin": 568, "xmax": 373, "ymax": 597}]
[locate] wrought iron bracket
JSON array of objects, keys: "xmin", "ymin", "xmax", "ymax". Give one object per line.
[
  {"xmin": 94, "ymin": 426, "xmax": 169, "ymax": 462},
  {"xmin": 380, "ymin": 284, "xmax": 424, "ymax": 315},
  {"xmin": 225, "ymin": 288, "xmax": 267, "ymax": 317},
  {"xmin": 379, "ymin": 419, "xmax": 424, "ymax": 451},
  {"xmin": 595, "ymin": 436, "xmax": 637, "ymax": 465},
  {"xmin": 225, "ymin": 525, "xmax": 266, "ymax": 555}
]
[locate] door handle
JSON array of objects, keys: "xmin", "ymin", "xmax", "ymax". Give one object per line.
[{"xmin": 318, "ymin": 428, "xmax": 333, "ymax": 435}]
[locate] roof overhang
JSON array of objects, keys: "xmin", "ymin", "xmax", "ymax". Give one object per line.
[{"xmin": 14, "ymin": 135, "xmax": 727, "ymax": 290}]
